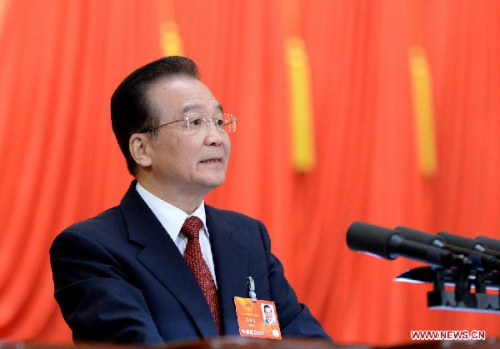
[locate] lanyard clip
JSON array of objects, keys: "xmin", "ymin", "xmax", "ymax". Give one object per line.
[{"xmin": 247, "ymin": 276, "xmax": 257, "ymax": 302}]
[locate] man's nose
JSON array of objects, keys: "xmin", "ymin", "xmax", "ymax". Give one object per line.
[{"xmin": 204, "ymin": 120, "xmax": 223, "ymax": 144}]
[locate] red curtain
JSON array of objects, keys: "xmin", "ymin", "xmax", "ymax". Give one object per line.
[{"xmin": 0, "ymin": 0, "xmax": 499, "ymax": 345}]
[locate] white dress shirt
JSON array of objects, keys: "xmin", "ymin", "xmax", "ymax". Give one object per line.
[{"xmin": 135, "ymin": 182, "xmax": 218, "ymax": 287}]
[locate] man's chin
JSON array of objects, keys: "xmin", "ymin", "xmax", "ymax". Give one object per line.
[{"xmin": 197, "ymin": 176, "xmax": 226, "ymax": 191}]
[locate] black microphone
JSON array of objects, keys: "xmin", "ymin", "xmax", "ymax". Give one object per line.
[
  {"xmin": 437, "ymin": 231, "xmax": 486, "ymax": 253},
  {"xmin": 476, "ymin": 235, "xmax": 500, "ymax": 255},
  {"xmin": 396, "ymin": 226, "xmax": 500, "ymax": 271},
  {"xmin": 394, "ymin": 226, "xmax": 446, "ymax": 248},
  {"xmin": 346, "ymin": 222, "xmax": 460, "ymax": 268},
  {"xmin": 438, "ymin": 231, "xmax": 500, "ymax": 260}
]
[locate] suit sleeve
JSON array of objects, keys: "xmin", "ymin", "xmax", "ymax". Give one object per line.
[
  {"xmin": 50, "ymin": 230, "xmax": 165, "ymax": 344},
  {"xmin": 258, "ymin": 221, "xmax": 332, "ymax": 341}
]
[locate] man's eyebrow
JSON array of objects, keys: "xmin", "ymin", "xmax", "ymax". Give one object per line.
[
  {"xmin": 181, "ymin": 104, "xmax": 224, "ymax": 114},
  {"xmin": 180, "ymin": 104, "xmax": 200, "ymax": 114}
]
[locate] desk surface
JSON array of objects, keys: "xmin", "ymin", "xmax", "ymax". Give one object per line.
[{"xmin": 0, "ymin": 337, "xmax": 497, "ymax": 349}]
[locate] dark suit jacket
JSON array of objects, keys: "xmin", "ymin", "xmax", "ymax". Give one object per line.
[{"xmin": 50, "ymin": 182, "xmax": 331, "ymax": 344}]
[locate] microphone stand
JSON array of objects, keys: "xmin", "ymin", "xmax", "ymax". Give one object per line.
[{"xmin": 397, "ymin": 262, "xmax": 499, "ymax": 313}]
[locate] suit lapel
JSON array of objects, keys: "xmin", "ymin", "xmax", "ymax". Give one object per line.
[
  {"xmin": 120, "ymin": 183, "xmax": 219, "ymax": 337},
  {"xmin": 206, "ymin": 206, "xmax": 250, "ymax": 335}
]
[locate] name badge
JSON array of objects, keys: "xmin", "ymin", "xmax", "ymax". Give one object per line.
[{"xmin": 234, "ymin": 296, "xmax": 282, "ymax": 340}]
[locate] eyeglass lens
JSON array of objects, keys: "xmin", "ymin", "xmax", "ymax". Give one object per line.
[{"xmin": 185, "ymin": 113, "xmax": 236, "ymax": 133}]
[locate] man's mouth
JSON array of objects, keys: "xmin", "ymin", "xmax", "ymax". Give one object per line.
[{"xmin": 200, "ymin": 157, "xmax": 223, "ymax": 164}]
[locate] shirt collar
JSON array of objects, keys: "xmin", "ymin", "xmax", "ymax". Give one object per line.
[{"xmin": 135, "ymin": 182, "xmax": 208, "ymax": 242}]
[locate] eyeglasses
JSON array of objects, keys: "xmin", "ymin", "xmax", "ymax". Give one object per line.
[{"xmin": 139, "ymin": 112, "xmax": 237, "ymax": 135}]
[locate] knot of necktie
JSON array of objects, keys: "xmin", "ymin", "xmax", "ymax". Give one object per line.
[{"xmin": 181, "ymin": 216, "xmax": 202, "ymax": 240}]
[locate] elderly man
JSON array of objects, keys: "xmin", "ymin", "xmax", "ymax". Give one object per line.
[{"xmin": 50, "ymin": 56, "xmax": 330, "ymax": 344}]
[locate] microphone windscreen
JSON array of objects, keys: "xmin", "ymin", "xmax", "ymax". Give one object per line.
[{"xmin": 346, "ymin": 221, "xmax": 395, "ymax": 259}]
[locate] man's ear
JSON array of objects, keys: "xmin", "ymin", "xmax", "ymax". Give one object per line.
[{"xmin": 129, "ymin": 133, "xmax": 153, "ymax": 168}]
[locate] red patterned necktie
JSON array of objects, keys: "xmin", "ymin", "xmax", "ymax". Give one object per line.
[{"xmin": 181, "ymin": 216, "xmax": 222, "ymax": 333}]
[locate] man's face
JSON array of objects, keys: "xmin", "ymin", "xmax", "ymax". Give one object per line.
[
  {"xmin": 264, "ymin": 307, "xmax": 273, "ymax": 322},
  {"xmin": 143, "ymin": 76, "xmax": 231, "ymax": 198}
]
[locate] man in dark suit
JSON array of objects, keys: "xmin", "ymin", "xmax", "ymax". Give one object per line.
[{"xmin": 50, "ymin": 56, "xmax": 331, "ymax": 344}]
